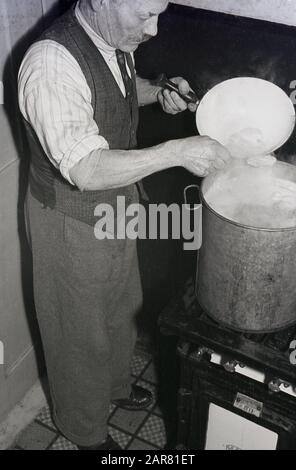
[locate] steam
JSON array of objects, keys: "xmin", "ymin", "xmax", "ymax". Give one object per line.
[
  {"xmin": 203, "ymin": 123, "xmax": 296, "ymax": 229},
  {"xmin": 227, "ymin": 128, "xmax": 266, "ymax": 159},
  {"xmin": 205, "ymin": 162, "xmax": 296, "ymax": 228}
]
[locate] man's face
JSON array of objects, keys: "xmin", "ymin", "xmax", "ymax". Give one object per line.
[{"xmin": 93, "ymin": 0, "xmax": 169, "ymax": 52}]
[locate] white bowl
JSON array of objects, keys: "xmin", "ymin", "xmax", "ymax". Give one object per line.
[{"xmin": 196, "ymin": 77, "xmax": 296, "ymax": 157}]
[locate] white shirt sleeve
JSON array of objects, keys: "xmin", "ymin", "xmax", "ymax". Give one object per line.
[{"xmin": 18, "ymin": 40, "xmax": 110, "ymax": 185}]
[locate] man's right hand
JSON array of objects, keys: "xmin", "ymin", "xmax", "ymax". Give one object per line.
[
  {"xmin": 169, "ymin": 136, "xmax": 231, "ymax": 177},
  {"xmin": 71, "ymin": 135, "xmax": 231, "ymax": 192}
]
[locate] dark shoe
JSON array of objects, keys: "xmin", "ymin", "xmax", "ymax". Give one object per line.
[
  {"xmin": 112, "ymin": 384, "xmax": 153, "ymax": 411},
  {"xmin": 77, "ymin": 435, "xmax": 122, "ymax": 450}
]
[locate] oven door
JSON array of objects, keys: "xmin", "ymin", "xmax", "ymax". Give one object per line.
[{"xmin": 184, "ymin": 371, "xmax": 296, "ymax": 450}]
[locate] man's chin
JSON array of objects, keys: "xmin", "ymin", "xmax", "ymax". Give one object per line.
[
  {"xmin": 120, "ymin": 44, "xmax": 140, "ymax": 53},
  {"xmin": 120, "ymin": 37, "xmax": 152, "ymax": 52}
]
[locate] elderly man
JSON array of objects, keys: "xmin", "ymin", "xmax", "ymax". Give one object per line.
[{"xmin": 18, "ymin": 0, "xmax": 230, "ymax": 449}]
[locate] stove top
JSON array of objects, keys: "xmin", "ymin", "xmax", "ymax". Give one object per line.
[{"xmin": 159, "ymin": 278, "xmax": 296, "ymax": 387}]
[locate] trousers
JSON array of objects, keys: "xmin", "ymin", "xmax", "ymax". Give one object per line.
[{"xmin": 25, "ymin": 189, "xmax": 143, "ymax": 446}]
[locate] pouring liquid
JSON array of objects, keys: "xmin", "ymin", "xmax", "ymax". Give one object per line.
[
  {"xmin": 205, "ymin": 166, "xmax": 296, "ymax": 228},
  {"xmin": 205, "ymin": 129, "xmax": 296, "ymax": 228}
]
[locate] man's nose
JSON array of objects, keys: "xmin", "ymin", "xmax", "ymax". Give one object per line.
[{"xmin": 143, "ymin": 16, "xmax": 158, "ymax": 37}]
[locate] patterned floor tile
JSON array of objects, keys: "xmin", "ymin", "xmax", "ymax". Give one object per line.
[
  {"xmin": 108, "ymin": 426, "xmax": 132, "ymax": 449},
  {"xmin": 131, "ymin": 352, "xmax": 151, "ymax": 377},
  {"xmin": 109, "ymin": 403, "xmax": 116, "ymax": 415},
  {"xmin": 50, "ymin": 435, "xmax": 78, "ymax": 450},
  {"xmin": 128, "ymin": 438, "xmax": 158, "ymax": 450},
  {"xmin": 110, "ymin": 408, "xmax": 148, "ymax": 434},
  {"xmin": 142, "ymin": 362, "xmax": 157, "ymax": 384},
  {"xmin": 37, "ymin": 402, "xmax": 115, "ymax": 431},
  {"xmin": 12, "ymin": 349, "xmax": 156, "ymax": 451},
  {"xmin": 16, "ymin": 421, "xmax": 57, "ymax": 450},
  {"xmin": 138, "ymin": 415, "xmax": 167, "ymax": 449},
  {"xmin": 36, "ymin": 405, "xmax": 57, "ymax": 431}
]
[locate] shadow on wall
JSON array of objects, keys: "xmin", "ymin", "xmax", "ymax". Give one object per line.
[{"xmin": 2, "ymin": 0, "xmax": 75, "ymax": 380}]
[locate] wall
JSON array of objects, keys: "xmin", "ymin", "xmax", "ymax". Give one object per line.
[
  {"xmin": 172, "ymin": 0, "xmax": 296, "ymax": 27},
  {"xmin": 0, "ymin": 0, "xmax": 68, "ymax": 424}
]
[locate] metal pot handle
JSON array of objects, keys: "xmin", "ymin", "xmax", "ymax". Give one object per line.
[
  {"xmin": 183, "ymin": 185, "xmax": 202, "ymax": 295},
  {"xmin": 183, "ymin": 184, "xmax": 201, "ymax": 210}
]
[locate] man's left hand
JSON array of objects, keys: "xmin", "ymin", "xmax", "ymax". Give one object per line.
[{"xmin": 157, "ymin": 77, "xmax": 198, "ymax": 115}]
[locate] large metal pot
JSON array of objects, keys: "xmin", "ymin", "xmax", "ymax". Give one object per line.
[
  {"xmin": 197, "ymin": 161, "xmax": 296, "ymax": 333},
  {"xmin": 194, "ymin": 76, "xmax": 296, "ymax": 333}
]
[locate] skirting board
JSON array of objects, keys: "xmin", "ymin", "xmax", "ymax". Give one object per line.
[{"xmin": 0, "ymin": 379, "xmax": 47, "ymax": 450}]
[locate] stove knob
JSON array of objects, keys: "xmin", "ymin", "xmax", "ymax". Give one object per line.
[
  {"xmin": 223, "ymin": 360, "xmax": 238, "ymax": 373},
  {"xmin": 196, "ymin": 347, "xmax": 213, "ymax": 358},
  {"xmin": 268, "ymin": 379, "xmax": 281, "ymax": 393}
]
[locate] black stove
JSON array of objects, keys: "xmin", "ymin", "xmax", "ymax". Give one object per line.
[{"xmin": 159, "ymin": 279, "xmax": 296, "ymax": 450}]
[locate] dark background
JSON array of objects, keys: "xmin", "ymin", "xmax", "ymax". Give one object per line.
[{"xmin": 133, "ymin": 3, "xmax": 296, "ymax": 344}]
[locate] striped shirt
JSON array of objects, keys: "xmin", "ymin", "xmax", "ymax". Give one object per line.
[{"xmin": 18, "ymin": 3, "xmax": 134, "ymax": 185}]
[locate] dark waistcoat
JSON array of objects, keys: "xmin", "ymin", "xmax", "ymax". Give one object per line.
[{"xmin": 24, "ymin": 6, "xmax": 139, "ymax": 226}]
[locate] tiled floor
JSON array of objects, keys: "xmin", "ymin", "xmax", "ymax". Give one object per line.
[{"xmin": 11, "ymin": 349, "xmax": 172, "ymax": 450}]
